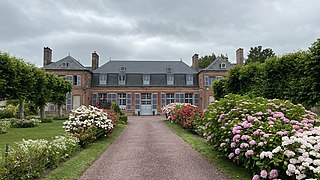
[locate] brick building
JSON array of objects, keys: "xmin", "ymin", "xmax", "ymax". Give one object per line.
[{"xmin": 43, "ymin": 47, "xmax": 243, "ymax": 115}]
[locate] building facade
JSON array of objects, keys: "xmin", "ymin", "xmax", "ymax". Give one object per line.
[{"xmin": 43, "ymin": 47, "xmax": 243, "ymax": 115}]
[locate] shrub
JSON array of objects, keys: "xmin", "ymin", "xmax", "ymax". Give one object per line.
[
  {"xmin": 0, "ymin": 135, "xmax": 79, "ymax": 179},
  {"xmin": 112, "ymin": 102, "xmax": 123, "ymax": 115},
  {"xmin": 0, "ymin": 109, "xmax": 13, "ymax": 119},
  {"xmin": 63, "ymin": 105, "xmax": 114, "ymax": 147},
  {"xmin": 11, "ymin": 119, "xmax": 40, "ymax": 128},
  {"xmin": 0, "ymin": 121, "xmax": 10, "ymax": 134},
  {"xmin": 53, "ymin": 116, "xmax": 69, "ymax": 120},
  {"xmin": 40, "ymin": 117, "xmax": 53, "ymax": 123},
  {"xmin": 103, "ymin": 109, "xmax": 119, "ymax": 125},
  {"xmin": 198, "ymin": 94, "xmax": 320, "ymax": 179},
  {"xmin": 119, "ymin": 114, "xmax": 128, "ymax": 124}
]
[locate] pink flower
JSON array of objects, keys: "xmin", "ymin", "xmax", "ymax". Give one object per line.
[
  {"xmin": 273, "ymin": 112, "xmax": 284, "ymax": 118},
  {"xmin": 247, "ymin": 116, "xmax": 255, "ymax": 122},
  {"xmin": 269, "ymin": 169, "xmax": 278, "ymax": 179},
  {"xmin": 260, "ymin": 170, "xmax": 267, "ymax": 178},
  {"xmin": 236, "ymin": 130, "xmax": 241, "ymax": 134},
  {"xmin": 293, "ymin": 125, "xmax": 300, "ymax": 129},
  {"xmin": 245, "ymin": 150, "xmax": 254, "ymax": 157},
  {"xmin": 268, "ymin": 121, "xmax": 274, "ymax": 125},
  {"xmin": 267, "ymin": 117, "xmax": 276, "ymax": 121},
  {"xmin": 258, "ymin": 142, "xmax": 264, "ymax": 146},
  {"xmin": 256, "ymin": 111, "xmax": 263, "ymax": 115},
  {"xmin": 228, "ymin": 153, "xmax": 234, "ymax": 159},
  {"xmin": 240, "ymin": 143, "xmax": 249, "ymax": 148},
  {"xmin": 233, "ymin": 134, "xmax": 241, "ymax": 141},
  {"xmin": 253, "ymin": 130, "xmax": 260, "ymax": 135},
  {"xmin": 252, "ymin": 175, "xmax": 260, "ymax": 180},
  {"xmin": 221, "ymin": 126, "xmax": 226, "ymax": 129},
  {"xmin": 207, "ymin": 136, "xmax": 212, "ymax": 141},
  {"xmin": 241, "ymin": 135, "xmax": 250, "ymax": 141},
  {"xmin": 249, "ymin": 140, "xmax": 256, "ymax": 145},
  {"xmin": 220, "ymin": 142, "xmax": 226, "ymax": 147},
  {"xmin": 263, "ymin": 134, "xmax": 270, "ymax": 138},
  {"xmin": 235, "ymin": 148, "xmax": 241, "ymax": 155},
  {"xmin": 297, "ymin": 129, "xmax": 304, "ymax": 133},
  {"xmin": 230, "ymin": 142, "xmax": 237, "ymax": 148}
]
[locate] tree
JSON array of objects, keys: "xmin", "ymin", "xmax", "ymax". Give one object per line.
[
  {"xmin": 246, "ymin": 46, "xmax": 275, "ymax": 64},
  {"xmin": 198, "ymin": 53, "xmax": 216, "ymax": 69}
]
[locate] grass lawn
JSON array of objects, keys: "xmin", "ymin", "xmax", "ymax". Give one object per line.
[
  {"xmin": 43, "ymin": 123, "xmax": 126, "ymax": 180},
  {"xmin": 0, "ymin": 120, "xmax": 65, "ymax": 150},
  {"xmin": 165, "ymin": 121, "xmax": 252, "ymax": 180}
]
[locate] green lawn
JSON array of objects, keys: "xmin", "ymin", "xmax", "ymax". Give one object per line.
[
  {"xmin": 0, "ymin": 120, "xmax": 65, "ymax": 150},
  {"xmin": 165, "ymin": 121, "xmax": 252, "ymax": 180}
]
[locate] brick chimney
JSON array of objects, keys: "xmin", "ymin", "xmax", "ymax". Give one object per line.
[
  {"xmin": 236, "ymin": 48, "xmax": 244, "ymax": 66},
  {"xmin": 43, "ymin": 47, "xmax": 52, "ymax": 67},
  {"xmin": 192, "ymin": 53, "xmax": 199, "ymax": 71},
  {"xmin": 92, "ymin": 51, "xmax": 99, "ymax": 70}
]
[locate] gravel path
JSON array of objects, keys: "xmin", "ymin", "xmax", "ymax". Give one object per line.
[{"xmin": 80, "ymin": 116, "xmax": 229, "ymax": 180}]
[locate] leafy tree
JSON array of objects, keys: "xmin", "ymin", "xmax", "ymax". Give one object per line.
[
  {"xmin": 246, "ymin": 46, "xmax": 275, "ymax": 64},
  {"xmin": 212, "ymin": 78, "xmax": 227, "ymax": 100},
  {"xmin": 198, "ymin": 53, "xmax": 216, "ymax": 69}
]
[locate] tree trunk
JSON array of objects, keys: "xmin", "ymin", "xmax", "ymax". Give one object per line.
[
  {"xmin": 19, "ymin": 99, "xmax": 25, "ymax": 119},
  {"xmin": 58, "ymin": 104, "xmax": 62, "ymax": 117},
  {"xmin": 40, "ymin": 105, "xmax": 45, "ymax": 119}
]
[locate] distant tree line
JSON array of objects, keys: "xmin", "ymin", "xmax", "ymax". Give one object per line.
[
  {"xmin": 212, "ymin": 38, "xmax": 320, "ymax": 108},
  {"xmin": 0, "ymin": 53, "xmax": 72, "ymax": 119}
]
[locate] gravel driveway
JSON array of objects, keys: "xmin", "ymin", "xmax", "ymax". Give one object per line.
[{"xmin": 80, "ymin": 116, "xmax": 229, "ymax": 180}]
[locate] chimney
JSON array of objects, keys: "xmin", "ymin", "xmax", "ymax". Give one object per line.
[
  {"xmin": 43, "ymin": 47, "xmax": 52, "ymax": 67},
  {"xmin": 192, "ymin": 53, "xmax": 199, "ymax": 71},
  {"xmin": 92, "ymin": 51, "xmax": 99, "ymax": 70},
  {"xmin": 236, "ymin": 48, "xmax": 244, "ymax": 66}
]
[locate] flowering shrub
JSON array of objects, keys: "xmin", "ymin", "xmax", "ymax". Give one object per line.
[
  {"xmin": 11, "ymin": 118, "xmax": 40, "ymax": 128},
  {"xmin": 0, "ymin": 121, "xmax": 10, "ymax": 134},
  {"xmin": 198, "ymin": 94, "xmax": 320, "ymax": 180},
  {"xmin": 103, "ymin": 108, "xmax": 119, "ymax": 125},
  {"xmin": 63, "ymin": 105, "xmax": 114, "ymax": 147},
  {"xmin": 0, "ymin": 135, "xmax": 79, "ymax": 179},
  {"xmin": 162, "ymin": 103, "xmax": 202, "ymax": 130}
]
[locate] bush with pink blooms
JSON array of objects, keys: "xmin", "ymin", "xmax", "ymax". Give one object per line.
[
  {"xmin": 162, "ymin": 103, "xmax": 202, "ymax": 131},
  {"xmin": 197, "ymin": 94, "xmax": 320, "ymax": 180}
]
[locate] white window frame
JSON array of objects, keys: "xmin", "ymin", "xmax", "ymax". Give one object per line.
[
  {"xmin": 205, "ymin": 76, "xmax": 209, "ymax": 86},
  {"xmin": 186, "ymin": 74, "xmax": 193, "ymax": 85},
  {"xmin": 66, "ymin": 75, "xmax": 73, "ymax": 85},
  {"xmin": 167, "ymin": 74, "xmax": 174, "ymax": 85},
  {"xmin": 99, "ymin": 74, "xmax": 107, "ymax": 85},
  {"xmin": 118, "ymin": 74, "xmax": 126, "ymax": 85},
  {"xmin": 221, "ymin": 63, "xmax": 226, "ymax": 69},
  {"xmin": 126, "ymin": 93, "xmax": 132, "ymax": 110},
  {"xmin": 161, "ymin": 93, "xmax": 166, "ymax": 107},
  {"xmin": 135, "ymin": 93, "xmax": 141, "ymax": 110},
  {"xmin": 107, "ymin": 93, "xmax": 117, "ymax": 103},
  {"xmin": 76, "ymin": 75, "xmax": 81, "ymax": 86},
  {"xmin": 143, "ymin": 74, "xmax": 150, "ymax": 85},
  {"xmin": 49, "ymin": 102, "xmax": 55, "ymax": 111},
  {"xmin": 166, "ymin": 93, "xmax": 174, "ymax": 105},
  {"xmin": 175, "ymin": 93, "xmax": 184, "ymax": 103},
  {"xmin": 118, "ymin": 93, "xmax": 126, "ymax": 106},
  {"xmin": 185, "ymin": 93, "xmax": 193, "ymax": 104},
  {"xmin": 152, "ymin": 93, "xmax": 158, "ymax": 110},
  {"xmin": 66, "ymin": 92, "xmax": 72, "ymax": 111},
  {"xmin": 92, "ymin": 93, "xmax": 98, "ymax": 106}
]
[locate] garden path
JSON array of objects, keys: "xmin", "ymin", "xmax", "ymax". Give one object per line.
[{"xmin": 80, "ymin": 116, "xmax": 229, "ymax": 180}]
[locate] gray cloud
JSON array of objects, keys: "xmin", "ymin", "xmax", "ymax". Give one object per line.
[{"xmin": 0, "ymin": 0, "xmax": 319, "ymax": 67}]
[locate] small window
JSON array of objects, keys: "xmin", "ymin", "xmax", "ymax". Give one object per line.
[
  {"xmin": 107, "ymin": 93, "xmax": 117, "ymax": 103},
  {"xmin": 186, "ymin": 74, "xmax": 193, "ymax": 85},
  {"xmin": 120, "ymin": 66, "xmax": 126, "ymax": 72},
  {"xmin": 99, "ymin": 74, "xmax": 107, "ymax": 85},
  {"xmin": 61, "ymin": 62, "xmax": 68, "ymax": 67},
  {"xmin": 220, "ymin": 63, "xmax": 226, "ymax": 68},
  {"xmin": 73, "ymin": 75, "xmax": 81, "ymax": 86},
  {"xmin": 175, "ymin": 93, "xmax": 184, "ymax": 103},
  {"xmin": 205, "ymin": 76, "xmax": 209, "ymax": 86},
  {"xmin": 185, "ymin": 93, "xmax": 193, "ymax": 104},
  {"xmin": 66, "ymin": 75, "xmax": 73, "ymax": 85},
  {"xmin": 118, "ymin": 74, "xmax": 126, "ymax": 85},
  {"xmin": 166, "ymin": 67, "xmax": 172, "ymax": 73},
  {"xmin": 49, "ymin": 103, "xmax": 55, "ymax": 111},
  {"xmin": 143, "ymin": 74, "xmax": 150, "ymax": 85},
  {"xmin": 167, "ymin": 74, "xmax": 174, "ymax": 85},
  {"xmin": 92, "ymin": 93, "xmax": 98, "ymax": 106},
  {"xmin": 126, "ymin": 93, "xmax": 132, "ymax": 110}
]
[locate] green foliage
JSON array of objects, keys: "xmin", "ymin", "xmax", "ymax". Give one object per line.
[
  {"xmin": 41, "ymin": 117, "xmax": 53, "ymax": 123},
  {"xmin": 246, "ymin": 46, "xmax": 276, "ymax": 64},
  {"xmin": 212, "ymin": 38, "xmax": 320, "ymax": 107},
  {"xmin": 198, "ymin": 53, "xmax": 216, "ymax": 69},
  {"xmin": 119, "ymin": 114, "xmax": 128, "ymax": 124},
  {"xmin": 11, "ymin": 119, "xmax": 40, "ymax": 128},
  {"xmin": 0, "ymin": 121, "xmax": 10, "ymax": 134},
  {"xmin": 112, "ymin": 102, "xmax": 122, "ymax": 115},
  {"xmin": 52, "ymin": 116, "xmax": 69, "ymax": 120},
  {"xmin": 0, "ymin": 109, "xmax": 14, "ymax": 119},
  {"xmin": 0, "ymin": 136, "xmax": 79, "ymax": 179}
]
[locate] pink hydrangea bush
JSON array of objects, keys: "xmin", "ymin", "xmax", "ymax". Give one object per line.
[{"xmin": 198, "ymin": 94, "xmax": 319, "ymax": 179}]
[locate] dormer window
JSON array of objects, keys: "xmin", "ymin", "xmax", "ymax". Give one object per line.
[
  {"xmin": 99, "ymin": 74, "xmax": 107, "ymax": 85},
  {"xmin": 167, "ymin": 74, "xmax": 174, "ymax": 85},
  {"xmin": 143, "ymin": 74, "xmax": 150, "ymax": 85},
  {"xmin": 61, "ymin": 62, "xmax": 68, "ymax": 67},
  {"xmin": 220, "ymin": 63, "xmax": 226, "ymax": 69},
  {"xmin": 186, "ymin": 74, "xmax": 193, "ymax": 85},
  {"xmin": 118, "ymin": 74, "xmax": 126, "ymax": 85}
]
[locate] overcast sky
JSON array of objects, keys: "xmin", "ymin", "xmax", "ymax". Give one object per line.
[{"xmin": 0, "ymin": 0, "xmax": 319, "ymax": 67}]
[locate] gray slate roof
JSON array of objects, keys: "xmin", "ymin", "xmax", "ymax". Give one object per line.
[
  {"xmin": 43, "ymin": 55, "xmax": 89, "ymax": 70},
  {"xmin": 203, "ymin": 56, "xmax": 234, "ymax": 71},
  {"xmin": 93, "ymin": 60, "xmax": 197, "ymax": 74}
]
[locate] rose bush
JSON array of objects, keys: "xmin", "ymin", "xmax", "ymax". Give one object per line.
[
  {"xmin": 63, "ymin": 105, "xmax": 114, "ymax": 147},
  {"xmin": 197, "ymin": 94, "xmax": 320, "ymax": 180}
]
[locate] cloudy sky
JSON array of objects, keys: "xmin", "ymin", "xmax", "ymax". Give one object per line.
[{"xmin": 0, "ymin": 0, "xmax": 319, "ymax": 67}]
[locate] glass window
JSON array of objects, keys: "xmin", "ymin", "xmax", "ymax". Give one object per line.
[
  {"xmin": 161, "ymin": 93, "xmax": 166, "ymax": 107},
  {"xmin": 126, "ymin": 93, "xmax": 132, "ymax": 110},
  {"xmin": 175, "ymin": 93, "xmax": 184, "ymax": 103},
  {"xmin": 66, "ymin": 75, "xmax": 73, "ymax": 85},
  {"xmin": 107, "ymin": 93, "xmax": 117, "ymax": 103},
  {"xmin": 205, "ymin": 76, "xmax": 209, "ymax": 86},
  {"xmin": 152, "ymin": 93, "xmax": 157, "ymax": 110},
  {"xmin": 167, "ymin": 74, "xmax": 174, "ymax": 85},
  {"xmin": 118, "ymin": 93, "xmax": 126, "ymax": 106},
  {"xmin": 166, "ymin": 93, "xmax": 174, "ymax": 105},
  {"xmin": 185, "ymin": 93, "xmax": 193, "ymax": 104},
  {"xmin": 66, "ymin": 92, "xmax": 72, "ymax": 111},
  {"xmin": 143, "ymin": 74, "xmax": 150, "ymax": 85},
  {"xmin": 141, "ymin": 93, "xmax": 151, "ymax": 105},
  {"xmin": 186, "ymin": 75, "xmax": 193, "ymax": 85},
  {"xmin": 118, "ymin": 74, "xmax": 126, "ymax": 85},
  {"xmin": 135, "ymin": 93, "xmax": 141, "ymax": 110},
  {"xmin": 194, "ymin": 93, "xmax": 199, "ymax": 106},
  {"xmin": 92, "ymin": 93, "xmax": 98, "ymax": 106},
  {"xmin": 49, "ymin": 103, "xmax": 55, "ymax": 111},
  {"xmin": 99, "ymin": 74, "xmax": 107, "ymax": 85}
]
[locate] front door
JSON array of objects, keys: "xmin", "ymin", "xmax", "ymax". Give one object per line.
[{"xmin": 141, "ymin": 93, "xmax": 152, "ymax": 115}]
